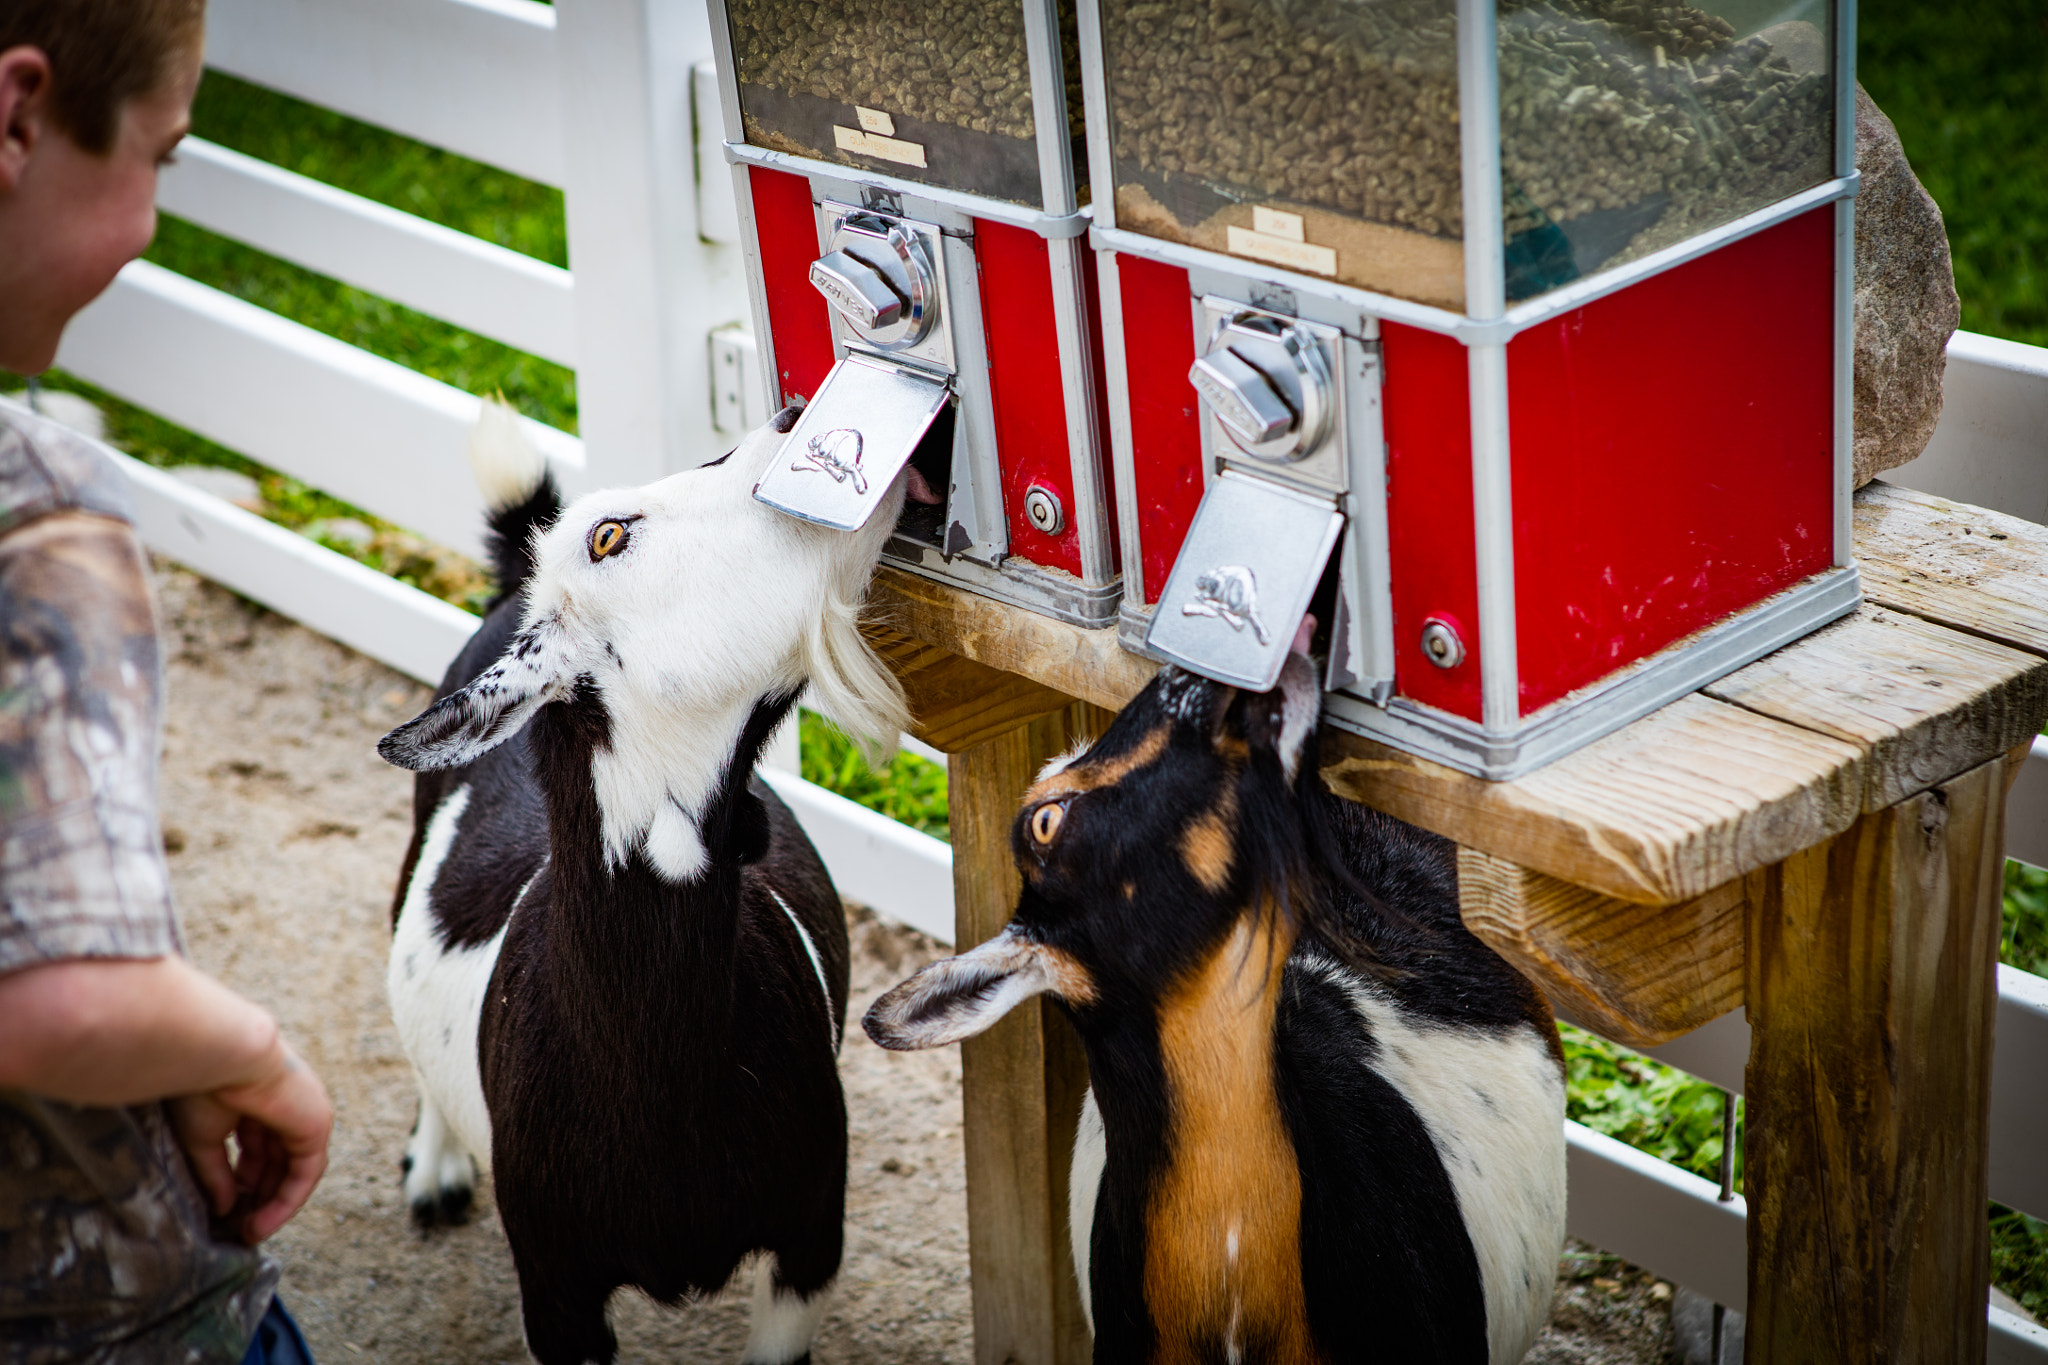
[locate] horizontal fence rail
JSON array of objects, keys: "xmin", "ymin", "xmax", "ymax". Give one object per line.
[
  {"xmin": 203, "ymin": 0, "xmax": 565, "ymax": 187},
  {"xmin": 56, "ymin": 260, "xmax": 582, "ymax": 563},
  {"xmin": 1893, "ymin": 330, "xmax": 2048, "ymax": 529},
  {"xmin": 157, "ymin": 138, "xmax": 576, "ymax": 367}
]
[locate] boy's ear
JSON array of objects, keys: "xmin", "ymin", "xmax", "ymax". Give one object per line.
[
  {"xmin": 379, "ymin": 617, "xmax": 578, "ymax": 771},
  {"xmin": 862, "ymin": 928, "xmax": 1095, "ymax": 1051},
  {"xmin": 0, "ymin": 48, "xmax": 53, "ymax": 192}
]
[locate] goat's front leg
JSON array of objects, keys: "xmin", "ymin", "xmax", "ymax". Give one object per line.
[{"xmin": 742, "ymin": 1253, "xmax": 833, "ymax": 1365}]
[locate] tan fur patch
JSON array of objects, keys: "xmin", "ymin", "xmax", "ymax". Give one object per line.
[
  {"xmin": 1178, "ymin": 794, "xmax": 1237, "ymax": 895},
  {"xmin": 1145, "ymin": 907, "xmax": 1322, "ymax": 1363},
  {"xmin": 1021, "ymin": 723, "xmax": 1169, "ymax": 807}
]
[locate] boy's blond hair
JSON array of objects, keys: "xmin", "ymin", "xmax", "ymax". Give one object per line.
[{"xmin": 0, "ymin": 0, "xmax": 205, "ymax": 154}]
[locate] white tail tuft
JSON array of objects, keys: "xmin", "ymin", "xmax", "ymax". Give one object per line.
[{"xmin": 467, "ymin": 397, "xmax": 549, "ymax": 512}]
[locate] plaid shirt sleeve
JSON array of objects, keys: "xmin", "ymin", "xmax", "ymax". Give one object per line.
[{"xmin": 0, "ymin": 407, "xmax": 180, "ymax": 974}]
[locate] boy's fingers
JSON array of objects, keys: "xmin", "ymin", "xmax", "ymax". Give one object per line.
[
  {"xmin": 242, "ymin": 1146, "xmax": 329, "ymax": 1244},
  {"xmin": 166, "ymin": 1095, "xmax": 239, "ymax": 1215}
]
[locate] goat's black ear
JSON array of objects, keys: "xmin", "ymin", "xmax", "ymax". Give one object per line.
[
  {"xmin": 379, "ymin": 620, "xmax": 573, "ymax": 771},
  {"xmin": 863, "ymin": 929, "xmax": 1087, "ymax": 1051},
  {"xmin": 770, "ymin": 404, "xmax": 803, "ymax": 434}
]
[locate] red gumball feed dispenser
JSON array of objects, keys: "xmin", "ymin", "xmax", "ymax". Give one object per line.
[
  {"xmin": 712, "ymin": 0, "xmax": 1122, "ymax": 627},
  {"xmin": 1082, "ymin": 0, "xmax": 1860, "ymax": 777}
]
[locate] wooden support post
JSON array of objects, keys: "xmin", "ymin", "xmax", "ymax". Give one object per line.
[
  {"xmin": 1744, "ymin": 755, "xmax": 2007, "ymax": 1363},
  {"xmin": 951, "ymin": 703, "xmax": 1112, "ymax": 1365}
]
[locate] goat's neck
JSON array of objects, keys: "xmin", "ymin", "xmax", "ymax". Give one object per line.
[
  {"xmin": 525, "ymin": 685, "xmax": 789, "ymax": 1012},
  {"xmin": 1115, "ymin": 904, "xmax": 1319, "ymax": 1362}
]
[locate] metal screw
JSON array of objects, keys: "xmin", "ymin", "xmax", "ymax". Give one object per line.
[
  {"xmin": 1024, "ymin": 485, "xmax": 1065, "ymax": 536},
  {"xmin": 1419, "ymin": 618, "xmax": 1465, "ymax": 669}
]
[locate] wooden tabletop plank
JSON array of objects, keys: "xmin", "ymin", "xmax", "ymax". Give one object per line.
[
  {"xmin": 1856, "ymin": 480, "xmax": 2048, "ymax": 659},
  {"xmin": 1703, "ymin": 602, "xmax": 2048, "ymax": 812},
  {"xmin": 1321, "ymin": 694, "xmax": 1865, "ymax": 904},
  {"xmin": 866, "ymin": 567, "xmax": 1157, "ymax": 714}
]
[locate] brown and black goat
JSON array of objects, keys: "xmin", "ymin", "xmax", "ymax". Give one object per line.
[{"xmin": 865, "ymin": 635, "xmax": 1568, "ymax": 1364}]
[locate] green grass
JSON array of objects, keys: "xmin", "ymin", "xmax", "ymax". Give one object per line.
[
  {"xmin": 799, "ymin": 713, "xmax": 950, "ymax": 842},
  {"xmin": 1562, "ymin": 1025, "xmax": 1742, "ymax": 1191},
  {"xmin": 1858, "ymin": 0, "xmax": 2048, "ymax": 348}
]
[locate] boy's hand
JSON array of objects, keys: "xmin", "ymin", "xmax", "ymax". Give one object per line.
[{"xmin": 169, "ymin": 1041, "xmax": 332, "ymax": 1245}]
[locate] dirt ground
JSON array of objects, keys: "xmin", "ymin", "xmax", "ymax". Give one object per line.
[{"xmin": 154, "ymin": 564, "xmax": 1680, "ymax": 1364}]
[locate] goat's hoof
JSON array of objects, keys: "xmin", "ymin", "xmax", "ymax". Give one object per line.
[{"xmin": 402, "ymin": 1146, "xmax": 476, "ymax": 1230}]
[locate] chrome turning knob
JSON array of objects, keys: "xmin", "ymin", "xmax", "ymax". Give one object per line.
[
  {"xmin": 1023, "ymin": 485, "xmax": 1065, "ymax": 535},
  {"xmin": 811, "ymin": 212, "xmax": 937, "ymax": 352},
  {"xmin": 1420, "ymin": 617, "xmax": 1466, "ymax": 669},
  {"xmin": 1188, "ymin": 312, "xmax": 1334, "ymax": 463},
  {"xmin": 809, "ymin": 251, "xmax": 904, "ymax": 331}
]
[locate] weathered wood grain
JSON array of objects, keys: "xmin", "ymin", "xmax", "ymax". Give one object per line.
[
  {"xmin": 951, "ymin": 705, "xmax": 1107, "ymax": 1365},
  {"xmin": 1744, "ymin": 755, "xmax": 2005, "ymax": 1364},
  {"xmin": 865, "ymin": 622, "xmax": 1075, "ymax": 753},
  {"xmin": 1323, "ymin": 694, "xmax": 1866, "ymax": 905},
  {"xmin": 1704, "ymin": 602, "xmax": 2048, "ymax": 812},
  {"xmin": 1457, "ymin": 848, "xmax": 1745, "ymax": 1048},
  {"xmin": 1855, "ymin": 479, "xmax": 2048, "ymax": 658},
  {"xmin": 866, "ymin": 567, "xmax": 1157, "ymax": 714}
]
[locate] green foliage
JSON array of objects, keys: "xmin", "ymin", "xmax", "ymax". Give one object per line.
[
  {"xmin": 797, "ymin": 712, "xmax": 950, "ymax": 843},
  {"xmin": 1858, "ymin": 0, "xmax": 2048, "ymax": 347},
  {"xmin": 2003, "ymin": 860, "xmax": 2048, "ymax": 977},
  {"xmin": 1560, "ymin": 1024, "xmax": 1742, "ymax": 1192},
  {"xmin": 1993, "ymin": 1203, "xmax": 2048, "ymax": 1323}
]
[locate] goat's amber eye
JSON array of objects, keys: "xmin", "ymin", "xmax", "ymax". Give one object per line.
[
  {"xmin": 1031, "ymin": 802, "xmax": 1065, "ymax": 844},
  {"xmin": 589, "ymin": 520, "xmax": 630, "ymax": 560}
]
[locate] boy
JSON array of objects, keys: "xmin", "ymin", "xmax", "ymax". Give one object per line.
[{"xmin": 0, "ymin": 2, "xmax": 334, "ymax": 1360}]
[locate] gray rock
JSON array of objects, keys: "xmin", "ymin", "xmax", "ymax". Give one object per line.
[
  {"xmin": 1854, "ymin": 85, "xmax": 1961, "ymax": 487},
  {"xmin": 5, "ymin": 389, "xmax": 106, "ymax": 441},
  {"xmin": 306, "ymin": 517, "xmax": 376, "ymax": 548}
]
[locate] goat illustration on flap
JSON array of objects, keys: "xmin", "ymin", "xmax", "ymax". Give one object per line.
[
  {"xmin": 793, "ymin": 427, "xmax": 868, "ymax": 495},
  {"xmin": 1182, "ymin": 564, "xmax": 1270, "ymax": 645}
]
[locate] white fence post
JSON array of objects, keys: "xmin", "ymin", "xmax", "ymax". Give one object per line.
[{"xmin": 553, "ymin": 0, "xmax": 748, "ymax": 488}]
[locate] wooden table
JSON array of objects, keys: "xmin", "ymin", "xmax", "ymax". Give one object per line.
[{"xmin": 862, "ymin": 480, "xmax": 2048, "ymax": 1365}]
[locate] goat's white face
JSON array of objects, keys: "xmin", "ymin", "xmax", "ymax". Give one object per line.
[{"xmin": 381, "ymin": 421, "xmax": 913, "ymax": 880}]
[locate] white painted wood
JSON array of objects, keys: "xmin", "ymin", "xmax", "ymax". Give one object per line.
[
  {"xmin": 203, "ymin": 0, "xmax": 566, "ymax": 187},
  {"xmin": 101, "ymin": 444, "xmax": 479, "ymax": 686},
  {"xmin": 54, "ymin": 261, "xmax": 582, "ymax": 563},
  {"xmin": 1564, "ymin": 1120, "xmax": 1749, "ymax": 1311},
  {"xmin": 692, "ymin": 61, "xmax": 741, "ymax": 245},
  {"xmin": 756, "ymin": 767, "xmax": 954, "ymax": 944},
  {"xmin": 1639, "ymin": 1008, "xmax": 1750, "ymax": 1096},
  {"xmin": 2010, "ymin": 737, "xmax": 2048, "ymax": 872},
  {"xmin": 157, "ymin": 138, "xmax": 577, "ymax": 367},
  {"xmin": 1992, "ymin": 1305, "xmax": 2048, "ymax": 1364},
  {"xmin": 1888, "ymin": 330, "xmax": 2048, "ymax": 525},
  {"xmin": 555, "ymin": 0, "xmax": 749, "ymax": 484},
  {"xmin": 1994, "ymin": 965, "xmax": 2048, "ymax": 1223}
]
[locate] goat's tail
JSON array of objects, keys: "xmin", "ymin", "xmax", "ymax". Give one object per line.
[{"xmin": 467, "ymin": 397, "xmax": 560, "ymax": 606}]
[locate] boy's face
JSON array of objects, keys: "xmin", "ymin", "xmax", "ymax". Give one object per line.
[{"xmin": 0, "ymin": 44, "xmax": 201, "ymax": 375}]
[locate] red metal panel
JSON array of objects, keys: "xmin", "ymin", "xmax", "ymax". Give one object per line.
[
  {"xmin": 748, "ymin": 166, "xmax": 835, "ymax": 406},
  {"xmin": 1383, "ymin": 323, "xmax": 1483, "ymax": 722},
  {"xmin": 1115, "ymin": 254, "xmax": 1204, "ymax": 604},
  {"xmin": 1506, "ymin": 208, "xmax": 1835, "ymax": 716},
  {"xmin": 976, "ymin": 218, "xmax": 1083, "ymax": 575}
]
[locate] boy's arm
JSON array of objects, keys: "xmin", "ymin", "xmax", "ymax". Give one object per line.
[{"xmin": 0, "ymin": 954, "xmax": 332, "ymax": 1243}]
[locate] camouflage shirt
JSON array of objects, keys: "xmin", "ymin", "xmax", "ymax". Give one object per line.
[{"xmin": 0, "ymin": 399, "xmax": 275, "ymax": 1364}]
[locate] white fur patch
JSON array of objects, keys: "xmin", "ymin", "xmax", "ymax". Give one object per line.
[
  {"xmin": 466, "ymin": 397, "xmax": 549, "ymax": 513},
  {"xmin": 1273, "ymin": 650, "xmax": 1319, "ymax": 780},
  {"xmin": 387, "ymin": 786, "xmax": 508, "ymax": 1177},
  {"xmin": 1302, "ymin": 954, "xmax": 1568, "ymax": 1364},
  {"xmin": 1068, "ymin": 1086, "xmax": 1107, "ymax": 1337},
  {"xmin": 743, "ymin": 1256, "xmax": 831, "ymax": 1364},
  {"xmin": 863, "ymin": 928, "xmax": 1062, "ymax": 1051},
  {"xmin": 769, "ymin": 887, "xmax": 838, "ymax": 1053},
  {"xmin": 402, "ymin": 1087, "xmax": 475, "ymax": 1212},
  {"xmin": 1035, "ymin": 735, "xmax": 1097, "ymax": 785}
]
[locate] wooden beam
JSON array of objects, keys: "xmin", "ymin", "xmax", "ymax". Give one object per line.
[
  {"xmin": 1854, "ymin": 479, "xmax": 2048, "ymax": 659},
  {"xmin": 1324, "ymin": 694, "xmax": 1865, "ymax": 905},
  {"xmin": 864, "ymin": 621, "xmax": 1075, "ymax": 754},
  {"xmin": 951, "ymin": 704, "xmax": 1111, "ymax": 1365},
  {"xmin": 1703, "ymin": 602, "xmax": 2048, "ymax": 812},
  {"xmin": 1743, "ymin": 755, "xmax": 2005, "ymax": 1363},
  {"xmin": 1458, "ymin": 848, "xmax": 1745, "ymax": 1048},
  {"xmin": 868, "ymin": 567, "xmax": 1157, "ymax": 714}
]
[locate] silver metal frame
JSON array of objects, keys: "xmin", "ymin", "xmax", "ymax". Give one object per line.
[
  {"xmin": 1833, "ymin": 0, "xmax": 1860, "ymax": 568},
  {"xmin": 707, "ymin": 0, "xmax": 1122, "ymax": 625},
  {"xmin": 1325, "ymin": 568, "xmax": 1863, "ymax": 780}
]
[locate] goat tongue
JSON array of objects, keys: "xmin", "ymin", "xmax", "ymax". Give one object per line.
[
  {"xmin": 902, "ymin": 465, "xmax": 942, "ymax": 505},
  {"xmin": 1291, "ymin": 613, "xmax": 1317, "ymax": 658}
]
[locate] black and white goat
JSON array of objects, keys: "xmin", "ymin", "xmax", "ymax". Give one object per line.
[
  {"xmin": 865, "ymin": 628, "xmax": 1568, "ymax": 1364},
  {"xmin": 379, "ymin": 404, "xmax": 921, "ymax": 1365}
]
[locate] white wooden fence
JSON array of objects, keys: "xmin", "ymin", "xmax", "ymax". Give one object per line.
[{"xmin": 42, "ymin": 0, "xmax": 2048, "ymax": 1352}]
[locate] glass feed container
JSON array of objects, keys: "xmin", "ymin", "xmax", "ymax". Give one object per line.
[
  {"xmin": 1083, "ymin": 0, "xmax": 1859, "ymax": 778},
  {"xmin": 712, "ymin": 0, "xmax": 1120, "ymax": 628}
]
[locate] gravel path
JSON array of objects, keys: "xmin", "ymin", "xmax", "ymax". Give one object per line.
[{"xmin": 153, "ymin": 565, "xmax": 1677, "ymax": 1365}]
